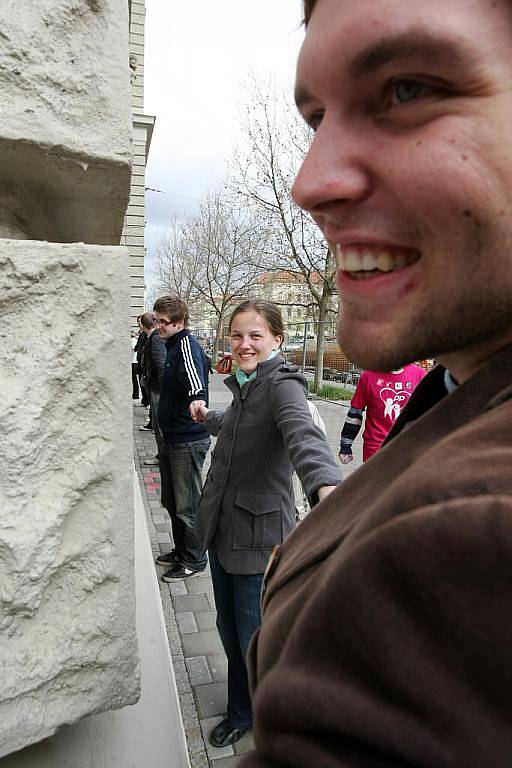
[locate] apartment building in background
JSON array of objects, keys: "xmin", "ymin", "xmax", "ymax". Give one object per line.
[{"xmin": 123, "ymin": 0, "xmax": 155, "ymax": 325}]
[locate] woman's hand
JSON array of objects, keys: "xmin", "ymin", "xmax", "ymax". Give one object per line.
[
  {"xmin": 317, "ymin": 485, "xmax": 337, "ymax": 502},
  {"xmin": 190, "ymin": 400, "xmax": 209, "ymax": 423}
]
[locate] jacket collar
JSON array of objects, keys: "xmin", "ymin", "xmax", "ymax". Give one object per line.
[
  {"xmin": 224, "ymin": 354, "xmax": 285, "ymax": 398},
  {"xmin": 165, "ymin": 328, "xmax": 189, "ymax": 350}
]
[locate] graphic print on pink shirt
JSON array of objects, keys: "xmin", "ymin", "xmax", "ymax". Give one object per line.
[{"xmin": 352, "ymin": 365, "xmax": 426, "ymax": 460}]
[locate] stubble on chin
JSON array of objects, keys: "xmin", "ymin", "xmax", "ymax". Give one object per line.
[
  {"xmin": 337, "ymin": 316, "xmax": 413, "ymax": 371},
  {"xmin": 338, "ymin": 289, "xmax": 512, "ymax": 372}
]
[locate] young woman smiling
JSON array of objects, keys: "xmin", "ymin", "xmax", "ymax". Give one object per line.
[{"xmin": 189, "ymin": 299, "xmax": 341, "ymax": 748}]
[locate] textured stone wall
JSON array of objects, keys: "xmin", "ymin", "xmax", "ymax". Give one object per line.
[
  {"xmin": 0, "ymin": 0, "xmax": 132, "ymax": 244},
  {"xmin": 0, "ymin": 242, "xmax": 140, "ymax": 758},
  {"xmin": 0, "ymin": 0, "xmax": 139, "ymax": 758}
]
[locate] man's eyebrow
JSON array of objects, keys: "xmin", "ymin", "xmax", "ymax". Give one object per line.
[
  {"xmin": 294, "ymin": 30, "xmax": 473, "ymax": 111},
  {"xmin": 349, "ymin": 30, "xmax": 471, "ymax": 79}
]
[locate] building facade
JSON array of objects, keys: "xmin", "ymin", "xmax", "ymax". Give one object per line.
[{"xmin": 123, "ymin": 0, "xmax": 155, "ymax": 326}]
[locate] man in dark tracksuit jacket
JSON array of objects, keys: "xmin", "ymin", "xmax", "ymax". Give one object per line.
[{"xmin": 153, "ymin": 295, "xmax": 210, "ymax": 582}]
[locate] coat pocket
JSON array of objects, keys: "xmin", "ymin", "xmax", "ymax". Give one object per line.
[{"xmin": 233, "ymin": 488, "xmax": 283, "ymax": 550}]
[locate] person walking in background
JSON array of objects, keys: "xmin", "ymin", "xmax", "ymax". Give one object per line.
[
  {"xmin": 139, "ymin": 312, "xmax": 167, "ymax": 467},
  {"xmin": 339, "ymin": 365, "xmax": 425, "ymax": 463},
  {"xmin": 134, "ymin": 314, "xmax": 149, "ymax": 408},
  {"xmin": 190, "ymin": 299, "xmax": 341, "ymax": 749},
  {"xmin": 130, "ymin": 330, "xmax": 139, "ymax": 400},
  {"xmin": 153, "ymin": 295, "xmax": 211, "ymax": 582}
]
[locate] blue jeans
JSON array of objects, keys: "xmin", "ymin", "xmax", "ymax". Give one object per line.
[
  {"xmin": 209, "ymin": 551, "xmax": 263, "ymax": 729},
  {"xmin": 160, "ymin": 438, "xmax": 210, "ymax": 570}
]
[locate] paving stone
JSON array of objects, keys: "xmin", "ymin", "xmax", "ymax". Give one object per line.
[
  {"xmin": 212, "ymin": 758, "xmax": 241, "ymax": 768},
  {"xmin": 152, "ymin": 514, "xmax": 167, "ymax": 524},
  {"xmin": 169, "ymin": 580, "xmax": 188, "ymax": 596},
  {"xmin": 233, "ymin": 731, "xmax": 255, "ymax": 755},
  {"xmin": 200, "ymin": 717, "xmax": 234, "ymax": 761},
  {"xmin": 187, "ymin": 731, "xmax": 209, "ymax": 768},
  {"xmin": 173, "ymin": 594, "xmax": 211, "ymax": 613},
  {"xmin": 154, "ymin": 522, "xmax": 172, "ymax": 533},
  {"xmin": 182, "ymin": 630, "xmax": 224, "ymax": 657},
  {"xmin": 195, "ymin": 610, "xmax": 218, "ymax": 632},
  {"xmin": 186, "ymin": 576, "xmax": 214, "ymax": 594},
  {"xmin": 149, "ymin": 500, "xmax": 162, "ymax": 508},
  {"xmin": 180, "ymin": 691, "xmax": 199, "ymax": 722},
  {"xmin": 177, "ymin": 611, "xmax": 198, "ymax": 635},
  {"xmin": 195, "ymin": 681, "xmax": 228, "ymax": 719},
  {"xmin": 157, "ymin": 532, "xmax": 172, "ymax": 544},
  {"xmin": 186, "ymin": 656, "xmax": 213, "ymax": 686},
  {"xmin": 206, "ymin": 591, "xmax": 217, "ymax": 610},
  {"xmin": 174, "ymin": 663, "xmax": 191, "ymax": 690},
  {"xmin": 208, "ymin": 653, "xmax": 228, "ymax": 682}
]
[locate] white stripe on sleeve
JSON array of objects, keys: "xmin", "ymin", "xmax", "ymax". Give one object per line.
[{"xmin": 181, "ymin": 337, "xmax": 203, "ymax": 395}]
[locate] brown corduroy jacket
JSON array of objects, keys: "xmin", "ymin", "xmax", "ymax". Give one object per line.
[{"xmin": 240, "ymin": 344, "xmax": 512, "ymax": 768}]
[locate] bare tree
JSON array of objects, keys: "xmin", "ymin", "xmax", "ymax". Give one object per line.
[
  {"xmin": 229, "ymin": 76, "xmax": 338, "ymax": 389},
  {"xmin": 155, "ymin": 192, "xmax": 268, "ymax": 356},
  {"xmin": 155, "ymin": 216, "xmax": 201, "ymax": 302}
]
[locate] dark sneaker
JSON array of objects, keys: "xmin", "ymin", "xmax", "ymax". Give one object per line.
[
  {"xmin": 161, "ymin": 564, "xmax": 204, "ymax": 583},
  {"xmin": 209, "ymin": 717, "xmax": 248, "ymax": 748},
  {"xmin": 139, "ymin": 423, "xmax": 152, "ymax": 431},
  {"xmin": 155, "ymin": 550, "xmax": 179, "ymax": 567}
]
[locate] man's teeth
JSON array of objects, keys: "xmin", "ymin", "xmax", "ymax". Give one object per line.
[{"xmin": 335, "ymin": 246, "xmax": 412, "ymax": 273}]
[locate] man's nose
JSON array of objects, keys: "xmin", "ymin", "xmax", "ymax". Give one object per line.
[{"xmin": 291, "ymin": 120, "xmax": 372, "ymax": 216}]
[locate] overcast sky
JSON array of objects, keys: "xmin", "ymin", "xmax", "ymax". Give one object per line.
[{"xmin": 143, "ymin": 0, "xmax": 305, "ymax": 282}]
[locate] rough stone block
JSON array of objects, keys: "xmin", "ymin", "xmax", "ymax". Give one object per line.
[
  {"xmin": 0, "ymin": 0, "xmax": 132, "ymax": 243},
  {"xmin": 0, "ymin": 239, "xmax": 139, "ymax": 757}
]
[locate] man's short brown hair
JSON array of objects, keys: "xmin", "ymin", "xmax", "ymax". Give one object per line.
[
  {"xmin": 153, "ymin": 295, "xmax": 189, "ymax": 327},
  {"xmin": 140, "ymin": 311, "xmax": 155, "ymax": 330}
]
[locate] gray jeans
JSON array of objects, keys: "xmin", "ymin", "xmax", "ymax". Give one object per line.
[
  {"xmin": 159, "ymin": 438, "xmax": 211, "ymax": 570},
  {"xmin": 148, "ymin": 389, "xmax": 165, "ymax": 457}
]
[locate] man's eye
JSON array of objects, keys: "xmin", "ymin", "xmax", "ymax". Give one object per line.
[{"xmin": 389, "ymin": 80, "xmax": 429, "ymax": 106}]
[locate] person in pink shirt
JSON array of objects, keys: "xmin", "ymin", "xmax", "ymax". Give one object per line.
[{"xmin": 339, "ymin": 365, "xmax": 426, "ymax": 463}]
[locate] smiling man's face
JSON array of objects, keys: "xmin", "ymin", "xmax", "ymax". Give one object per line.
[{"xmin": 293, "ymin": 0, "xmax": 512, "ymax": 378}]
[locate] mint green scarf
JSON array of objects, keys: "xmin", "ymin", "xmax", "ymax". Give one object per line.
[{"xmin": 236, "ymin": 350, "xmax": 277, "ymax": 388}]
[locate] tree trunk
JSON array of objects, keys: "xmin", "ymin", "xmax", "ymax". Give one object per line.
[
  {"xmin": 213, "ymin": 313, "xmax": 225, "ymax": 359},
  {"xmin": 314, "ymin": 300, "xmax": 329, "ymax": 391}
]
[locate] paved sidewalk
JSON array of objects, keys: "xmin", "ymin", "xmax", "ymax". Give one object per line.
[{"xmin": 132, "ymin": 372, "xmax": 363, "ymax": 768}]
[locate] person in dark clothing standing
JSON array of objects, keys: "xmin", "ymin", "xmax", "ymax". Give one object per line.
[
  {"xmin": 131, "ymin": 331, "xmax": 140, "ymax": 400},
  {"xmin": 153, "ymin": 295, "xmax": 211, "ymax": 582},
  {"xmin": 140, "ymin": 312, "xmax": 167, "ymax": 466},
  {"xmin": 134, "ymin": 315, "xmax": 149, "ymax": 408}
]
